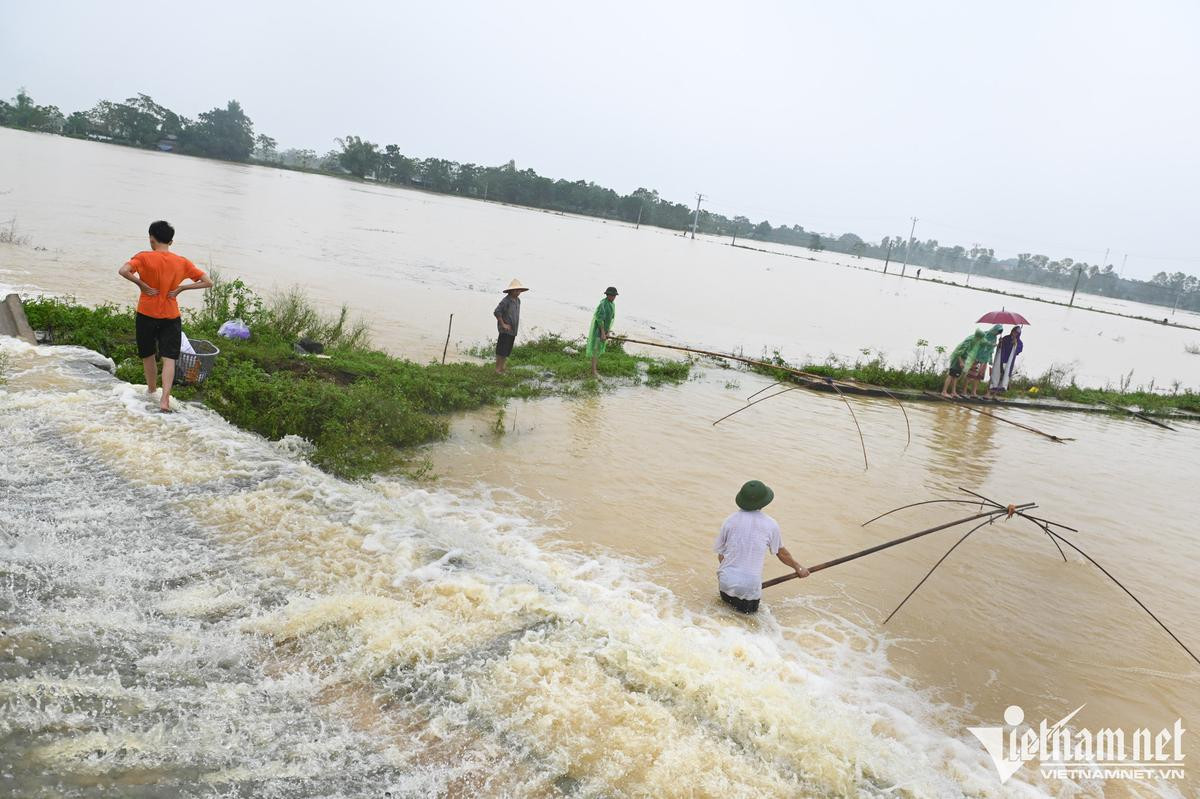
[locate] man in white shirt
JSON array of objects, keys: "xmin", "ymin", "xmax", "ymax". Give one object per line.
[{"xmin": 713, "ymin": 480, "xmax": 810, "ymax": 613}]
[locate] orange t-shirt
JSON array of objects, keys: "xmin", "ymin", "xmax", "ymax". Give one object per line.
[{"xmin": 128, "ymin": 250, "xmax": 205, "ymax": 319}]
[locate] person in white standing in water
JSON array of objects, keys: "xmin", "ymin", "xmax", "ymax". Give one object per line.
[{"xmin": 713, "ymin": 480, "xmax": 809, "ymax": 614}]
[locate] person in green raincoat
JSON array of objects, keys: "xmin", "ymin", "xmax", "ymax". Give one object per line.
[
  {"xmin": 941, "ymin": 329, "xmax": 985, "ymax": 398},
  {"xmin": 964, "ymin": 324, "xmax": 1003, "ymax": 397},
  {"xmin": 587, "ymin": 286, "xmax": 618, "ymax": 377}
]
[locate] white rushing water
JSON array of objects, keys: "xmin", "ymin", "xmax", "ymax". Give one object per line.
[
  {"xmin": 2, "ymin": 129, "xmax": 1195, "ymax": 798},
  {"xmin": 0, "ymin": 340, "xmax": 1102, "ymax": 798}
]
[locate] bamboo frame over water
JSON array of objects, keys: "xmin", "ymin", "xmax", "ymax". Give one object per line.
[
  {"xmin": 763, "ymin": 489, "xmax": 1200, "ymax": 667},
  {"xmin": 760, "ymin": 504, "xmax": 1035, "ymax": 588},
  {"xmin": 614, "ymin": 335, "xmax": 911, "ymax": 466}
]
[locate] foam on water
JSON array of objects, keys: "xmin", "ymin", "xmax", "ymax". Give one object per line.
[{"xmin": 1, "ymin": 341, "xmax": 1113, "ymax": 797}]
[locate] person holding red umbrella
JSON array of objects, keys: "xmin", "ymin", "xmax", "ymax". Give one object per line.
[
  {"xmin": 989, "ymin": 325, "xmax": 1025, "ymax": 394},
  {"xmin": 975, "ymin": 309, "xmax": 1030, "ymax": 396}
]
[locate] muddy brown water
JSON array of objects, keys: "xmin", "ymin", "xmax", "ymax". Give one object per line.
[{"xmin": 1, "ymin": 128, "xmax": 1197, "ymax": 797}]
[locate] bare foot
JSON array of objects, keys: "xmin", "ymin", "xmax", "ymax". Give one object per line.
[
  {"xmin": 940, "ymin": 391, "xmax": 952, "ymax": 398},
  {"xmin": 159, "ymin": 403, "xmax": 173, "ymax": 413}
]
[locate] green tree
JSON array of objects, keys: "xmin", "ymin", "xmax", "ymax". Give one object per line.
[
  {"xmin": 182, "ymin": 100, "xmax": 255, "ymax": 160},
  {"xmin": 63, "ymin": 111, "xmax": 91, "ymax": 137},
  {"xmin": 2, "ymin": 89, "xmax": 64, "ymax": 132},
  {"xmin": 278, "ymin": 148, "xmax": 316, "ymax": 168},
  {"xmin": 453, "ymin": 162, "xmax": 482, "ymax": 194},
  {"xmin": 254, "ymin": 134, "xmax": 278, "ymax": 161},
  {"xmin": 336, "ymin": 135, "xmax": 381, "ymax": 177},
  {"xmin": 420, "ymin": 158, "xmax": 454, "ymax": 191},
  {"xmin": 379, "ymin": 144, "xmax": 415, "ymax": 183}
]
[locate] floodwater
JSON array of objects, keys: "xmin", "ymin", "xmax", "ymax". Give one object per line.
[{"xmin": 1, "ymin": 128, "xmax": 1198, "ymax": 798}]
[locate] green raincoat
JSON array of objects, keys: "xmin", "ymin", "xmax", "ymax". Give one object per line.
[
  {"xmin": 586, "ymin": 298, "xmax": 615, "ymax": 358},
  {"xmin": 950, "ymin": 330, "xmax": 985, "ymax": 372},
  {"xmin": 974, "ymin": 325, "xmax": 1004, "ymax": 368}
]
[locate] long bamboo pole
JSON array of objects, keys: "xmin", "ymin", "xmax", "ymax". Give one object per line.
[
  {"xmin": 618, "ymin": 336, "xmax": 867, "ymax": 394},
  {"xmin": 1100, "ymin": 399, "xmax": 1176, "ymax": 431},
  {"xmin": 761, "ymin": 503, "xmax": 1034, "ymax": 589},
  {"xmin": 922, "ymin": 391, "xmax": 1072, "ymax": 443},
  {"xmin": 441, "ymin": 313, "xmax": 454, "ymax": 365},
  {"xmin": 615, "ymin": 335, "xmax": 911, "ymax": 445}
]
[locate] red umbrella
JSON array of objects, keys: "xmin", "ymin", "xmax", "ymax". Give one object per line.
[{"xmin": 977, "ymin": 309, "xmax": 1030, "ymax": 325}]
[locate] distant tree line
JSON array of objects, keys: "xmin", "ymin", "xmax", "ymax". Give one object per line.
[
  {"xmin": 0, "ymin": 88, "xmax": 257, "ymax": 162},
  {"xmin": 2, "ymin": 87, "xmax": 1197, "ymax": 314}
]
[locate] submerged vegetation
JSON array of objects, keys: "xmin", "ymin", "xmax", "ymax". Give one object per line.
[
  {"xmin": 0, "ymin": 217, "xmax": 33, "ymax": 247},
  {"xmin": 22, "ymin": 281, "xmax": 690, "ymax": 479},
  {"xmin": 750, "ymin": 340, "xmax": 1200, "ymax": 416}
]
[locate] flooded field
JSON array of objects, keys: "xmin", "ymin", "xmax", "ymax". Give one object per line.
[{"xmin": 1, "ymin": 129, "xmax": 1197, "ymax": 797}]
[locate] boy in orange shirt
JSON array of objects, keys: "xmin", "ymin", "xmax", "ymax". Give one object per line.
[{"xmin": 118, "ymin": 221, "xmax": 213, "ymax": 412}]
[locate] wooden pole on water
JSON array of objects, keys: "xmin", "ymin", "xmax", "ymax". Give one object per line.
[
  {"xmin": 441, "ymin": 313, "xmax": 454, "ymax": 365},
  {"xmin": 615, "ymin": 335, "xmax": 911, "ymax": 447},
  {"xmin": 1099, "ymin": 399, "xmax": 1176, "ymax": 431},
  {"xmin": 761, "ymin": 504, "xmax": 1033, "ymax": 589},
  {"xmin": 922, "ymin": 391, "xmax": 1072, "ymax": 443},
  {"xmin": 1069, "ymin": 265, "xmax": 1083, "ymax": 307},
  {"xmin": 616, "ymin": 336, "xmax": 858, "ymax": 388}
]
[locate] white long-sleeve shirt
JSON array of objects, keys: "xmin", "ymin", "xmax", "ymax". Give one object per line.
[{"xmin": 713, "ymin": 510, "xmax": 782, "ymax": 600}]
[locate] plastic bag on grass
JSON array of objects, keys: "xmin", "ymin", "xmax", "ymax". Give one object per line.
[{"xmin": 217, "ymin": 319, "xmax": 251, "ymax": 340}]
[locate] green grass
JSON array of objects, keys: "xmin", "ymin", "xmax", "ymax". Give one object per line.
[
  {"xmin": 22, "ymin": 283, "xmax": 690, "ymax": 479},
  {"xmin": 748, "ymin": 342, "xmax": 1200, "ymax": 416},
  {"xmin": 469, "ymin": 332, "xmax": 689, "ymax": 383}
]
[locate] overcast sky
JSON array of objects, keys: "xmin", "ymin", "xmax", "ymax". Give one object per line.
[{"xmin": 2, "ymin": 0, "xmax": 1197, "ymax": 279}]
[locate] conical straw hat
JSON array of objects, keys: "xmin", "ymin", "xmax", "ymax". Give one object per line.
[{"xmin": 503, "ymin": 279, "xmax": 529, "ymax": 293}]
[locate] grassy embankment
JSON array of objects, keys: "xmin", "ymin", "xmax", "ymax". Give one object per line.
[
  {"xmin": 22, "ymin": 279, "xmax": 690, "ymax": 478},
  {"xmin": 750, "ymin": 341, "xmax": 1200, "ymax": 416}
]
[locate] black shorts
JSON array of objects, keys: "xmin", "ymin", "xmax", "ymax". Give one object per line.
[
  {"xmin": 135, "ymin": 313, "xmax": 182, "ymax": 359},
  {"xmin": 720, "ymin": 591, "xmax": 760, "ymax": 614},
  {"xmin": 948, "ymin": 362, "xmax": 964, "ymax": 378},
  {"xmin": 496, "ymin": 333, "xmax": 516, "ymax": 358}
]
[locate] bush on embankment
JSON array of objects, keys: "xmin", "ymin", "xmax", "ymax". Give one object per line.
[{"xmin": 21, "ymin": 281, "xmax": 691, "ymax": 478}]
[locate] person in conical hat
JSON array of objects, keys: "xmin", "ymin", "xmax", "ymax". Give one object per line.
[
  {"xmin": 713, "ymin": 480, "xmax": 809, "ymax": 614},
  {"xmin": 493, "ymin": 279, "xmax": 528, "ymax": 374}
]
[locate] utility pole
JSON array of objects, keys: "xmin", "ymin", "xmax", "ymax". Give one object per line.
[
  {"xmin": 635, "ymin": 204, "xmax": 642, "ymax": 230},
  {"xmin": 731, "ymin": 222, "xmax": 738, "ymax": 246},
  {"xmin": 1069, "ymin": 265, "xmax": 1084, "ymax": 307},
  {"xmin": 1120, "ymin": 253, "xmax": 1127, "ymax": 277},
  {"xmin": 882, "ymin": 239, "xmax": 894, "ymax": 274},
  {"xmin": 966, "ymin": 242, "xmax": 980, "ymax": 286},
  {"xmin": 1102, "ymin": 247, "xmax": 1110, "ymax": 272},
  {"xmin": 899, "ymin": 217, "xmax": 918, "ymax": 278},
  {"xmin": 690, "ymin": 193, "xmax": 706, "ymax": 240}
]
